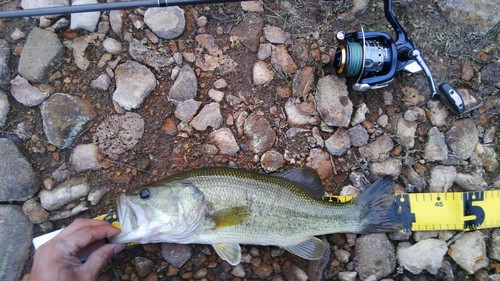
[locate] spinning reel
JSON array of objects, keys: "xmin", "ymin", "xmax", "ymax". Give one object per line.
[{"xmin": 333, "ymin": 0, "xmax": 466, "ymax": 115}]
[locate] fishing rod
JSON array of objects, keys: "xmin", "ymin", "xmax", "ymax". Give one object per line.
[{"xmin": 0, "ymin": 0, "xmax": 246, "ymax": 19}]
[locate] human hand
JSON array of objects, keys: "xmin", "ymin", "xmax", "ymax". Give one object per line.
[{"xmin": 30, "ymin": 218, "xmax": 126, "ymax": 281}]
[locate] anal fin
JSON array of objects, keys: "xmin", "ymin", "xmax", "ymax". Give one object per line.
[
  {"xmin": 213, "ymin": 243, "xmax": 241, "ymax": 266},
  {"xmin": 283, "ymin": 237, "xmax": 325, "ymax": 260}
]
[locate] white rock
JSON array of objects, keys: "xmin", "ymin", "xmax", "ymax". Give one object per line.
[
  {"xmin": 39, "ymin": 178, "xmax": 91, "ymax": 211},
  {"xmin": 208, "ymin": 89, "xmax": 224, "ymax": 102},
  {"xmin": 113, "ymin": 61, "xmax": 157, "ymax": 110},
  {"xmin": 429, "ymin": 165, "xmax": 456, "ymax": 192},
  {"xmin": 253, "ymin": 60, "xmax": 274, "ymax": 85},
  {"xmin": 449, "ymin": 231, "xmax": 489, "ymax": 274},
  {"xmin": 397, "ymin": 239, "xmax": 448, "ymax": 274},
  {"xmin": 208, "ymin": 128, "xmax": 240, "ymax": 156},
  {"xmin": 70, "ymin": 0, "xmax": 100, "ymax": 32},
  {"xmin": 10, "ymin": 75, "xmax": 50, "ymax": 106},
  {"xmin": 102, "ymin": 38, "xmax": 122, "ymax": 54},
  {"xmin": 70, "ymin": 143, "xmax": 110, "ymax": 172},
  {"xmin": 144, "ymin": 7, "xmax": 186, "ymax": 39}
]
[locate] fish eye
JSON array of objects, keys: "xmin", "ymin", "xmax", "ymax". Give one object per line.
[{"xmin": 140, "ymin": 189, "xmax": 151, "ymax": 200}]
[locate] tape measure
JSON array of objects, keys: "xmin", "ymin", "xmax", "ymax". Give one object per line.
[{"xmin": 324, "ymin": 190, "xmax": 500, "ymax": 231}]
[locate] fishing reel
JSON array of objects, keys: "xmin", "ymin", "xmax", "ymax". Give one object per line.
[{"xmin": 333, "ymin": 0, "xmax": 466, "ymax": 115}]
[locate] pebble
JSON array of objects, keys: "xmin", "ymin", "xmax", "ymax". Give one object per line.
[
  {"xmin": 10, "ymin": 28, "xmax": 26, "ymax": 41},
  {"xmin": 87, "ymin": 187, "xmax": 108, "ymax": 206},
  {"xmin": 354, "ymin": 234, "xmax": 396, "ymax": 280},
  {"xmin": 144, "ymin": 7, "xmax": 186, "ymax": 39},
  {"xmin": 22, "ymin": 198, "xmax": 49, "ymax": 224},
  {"xmin": 39, "ymin": 177, "xmax": 90, "ymax": 211},
  {"xmin": 397, "ymin": 239, "xmax": 448, "ymax": 274},
  {"xmin": 338, "ymin": 271, "xmax": 357, "ymax": 281},
  {"xmin": 448, "ymin": 231, "xmax": 489, "ymax": 274},
  {"xmin": 316, "ymin": 75, "xmax": 352, "ymax": 127},
  {"xmin": 169, "ymin": 64, "xmax": 198, "ymax": 102},
  {"xmin": 325, "ymin": 128, "xmax": 351, "ymax": 156},
  {"xmin": 41, "ymin": 92, "xmax": 97, "ymax": 149},
  {"xmin": 404, "ymin": 107, "xmax": 426, "ymax": 122},
  {"xmin": 396, "ymin": 118, "xmax": 418, "ymax": 148},
  {"xmin": 241, "ymin": 1, "xmax": 264, "ymax": 12},
  {"xmin": 413, "ymin": 231, "xmax": 438, "ymax": 242},
  {"xmin": 306, "ymin": 148, "xmax": 333, "ymax": 180},
  {"xmin": 190, "ymin": 103, "xmax": 223, "ymax": 131},
  {"xmin": 292, "ymin": 67, "xmax": 314, "ymax": 98},
  {"xmin": 284, "ymin": 265, "xmax": 307, "ymax": 281},
  {"xmin": 10, "ymin": 75, "xmax": 50, "ymax": 107},
  {"xmin": 14, "ymin": 121, "xmax": 35, "ymax": 140},
  {"xmin": 90, "ymin": 73, "xmax": 111, "ymax": 90},
  {"xmin": 113, "ymin": 60, "xmax": 157, "ymax": 110},
  {"xmin": 134, "ymin": 257, "xmax": 154, "ymax": 278},
  {"xmin": 359, "ymin": 134, "xmax": 394, "ymax": 162},
  {"xmin": 454, "ymin": 172, "xmax": 488, "ymax": 191},
  {"xmin": 229, "ymin": 13, "xmax": 264, "ymax": 52},
  {"xmin": 334, "ymin": 249, "xmax": 351, "ymax": 263},
  {"xmin": 70, "ymin": 143, "xmax": 110, "ymax": 172},
  {"xmin": 64, "ymin": 36, "xmax": 92, "ymax": 71},
  {"xmin": 480, "ymin": 61, "xmax": 500, "ymax": 88},
  {"xmin": 402, "ymin": 87, "xmax": 425, "ymax": 106},
  {"xmin": 110, "ymin": 10, "xmax": 124, "ymax": 35},
  {"xmin": 347, "ymin": 125, "xmax": 369, "ymax": 147},
  {"xmin": 489, "ymin": 229, "xmax": 500, "ymax": 261},
  {"xmin": 231, "ymin": 264, "xmax": 246, "ymax": 277},
  {"xmin": 70, "ymin": 0, "xmax": 100, "ymax": 32},
  {"xmin": 483, "ymin": 126, "xmax": 496, "ymax": 144},
  {"xmin": 284, "ymin": 99, "xmax": 319, "ymax": 125},
  {"xmin": 271, "ymin": 45, "xmax": 297, "ymax": 74},
  {"xmin": 480, "ymin": 147, "xmax": 498, "ymax": 172},
  {"xmin": 49, "ymin": 201, "xmax": 88, "ymax": 220},
  {"xmin": 174, "ymin": 99, "xmax": 202, "ymax": 122},
  {"xmin": 369, "ymin": 158, "xmax": 402, "ymax": 178},
  {"xmin": 253, "ymin": 60, "xmax": 275, "ymax": 86},
  {"xmin": 428, "ymin": 100, "xmax": 449, "ymax": 127},
  {"xmin": 351, "ymin": 103, "xmax": 368, "ymax": 126},
  {"xmin": 128, "ymin": 39, "xmax": 174, "ymax": 70},
  {"xmin": 446, "ymin": 118, "xmax": 478, "ymax": 160},
  {"xmin": 52, "ymin": 163, "xmax": 70, "ymax": 183},
  {"xmin": 244, "ymin": 113, "xmax": 276, "ymax": 153},
  {"xmin": 424, "ymin": 127, "xmax": 449, "ymax": 162},
  {"xmin": 161, "ymin": 243, "xmax": 193, "ymax": 268},
  {"xmin": 0, "ymin": 91, "xmax": 8, "ymax": 127},
  {"xmin": 437, "ymin": 0, "xmax": 499, "ymax": 31},
  {"xmin": 18, "ymin": 28, "xmax": 63, "ymax": 83},
  {"xmin": 253, "ymin": 262, "xmax": 274, "ymax": 278},
  {"xmin": 208, "ymin": 128, "xmax": 240, "ymax": 156},
  {"xmin": 0, "ymin": 40, "xmax": 10, "ymax": 88},
  {"xmin": 264, "ymin": 26, "xmax": 291, "ymax": 44},
  {"xmin": 208, "ymin": 89, "xmax": 224, "ymax": 102},
  {"xmin": 257, "ymin": 43, "xmax": 273, "ymax": 60},
  {"xmin": 20, "ymin": 0, "xmax": 69, "ymax": 10},
  {"xmin": 102, "ymin": 38, "xmax": 123, "ymax": 54},
  {"xmin": 260, "ymin": 150, "xmax": 285, "ymax": 172},
  {"xmin": 213, "ymin": 78, "xmax": 228, "ymax": 89},
  {"xmin": 429, "ymin": 165, "xmax": 456, "ymax": 192}
]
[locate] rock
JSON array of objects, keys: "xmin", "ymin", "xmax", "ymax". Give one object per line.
[
  {"xmin": 93, "ymin": 112, "xmax": 145, "ymax": 157},
  {"xmin": 110, "ymin": 10, "xmax": 124, "ymax": 35},
  {"xmin": 359, "ymin": 134, "xmax": 394, "ymax": 162},
  {"xmin": 213, "ymin": 78, "xmax": 227, "ymax": 89},
  {"xmin": 446, "ymin": 118, "xmax": 478, "ymax": 160},
  {"xmin": 424, "ymin": 127, "xmax": 449, "ymax": 162},
  {"xmin": 354, "ymin": 234, "xmax": 396, "ymax": 280},
  {"xmin": 231, "ymin": 264, "xmax": 246, "ymax": 277},
  {"xmin": 241, "ymin": 1, "xmax": 264, "ymax": 12},
  {"xmin": 404, "ymin": 107, "xmax": 426, "ymax": 123},
  {"xmin": 134, "ymin": 257, "xmax": 154, "ymax": 278},
  {"xmin": 168, "ymin": 64, "xmax": 197, "ymax": 102},
  {"xmin": 14, "ymin": 121, "xmax": 35, "ymax": 140},
  {"xmin": 90, "ymin": 73, "xmax": 111, "ymax": 90},
  {"xmin": 70, "ymin": 0, "xmax": 100, "ymax": 32},
  {"xmin": 308, "ymin": 237, "xmax": 331, "ymax": 281},
  {"xmin": 52, "ymin": 163, "xmax": 70, "ymax": 183},
  {"xmin": 39, "ymin": 177, "xmax": 90, "ymax": 211},
  {"xmin": 253, "ymin": 60, "xmax": 275, "ymax": 86},
  {"xmin": 0, "ymin": 205, "xmax": 33, "ymax": 281},
  {"xmin": 41, "ymin": 93, "xmax": 96, "ymax": 149},
  {"xmin": 489, "ymin": 229, "xmax": 500, "ymax": 261},
  {"xmin": 161, "ymin": 243, "xmax": 193, "ymax": 268},
  {"xmin": 449, "ymin": 231, "xmax": 489, "ymax": 274},
  {"xmin": 22, "ymin": 199, "xmax": 49, "ymax": 224},
  {"xmin": 436, "ymin": 0, "xmax": 499, "ymax": 31},
  {"xmin": 113, "ymin": 60, "xmax": 157, "ymax": 110},
  {"xmin": 480, "ymin": 61, "xmax": 499, "ymax": 88},
  {"xmin": 174, "ymin": 99, "xmax": 202, "ymax": 122},
  {"xmin": 347, "ymin": 125, "xmax": 369, "ymax": 147},
  {"xmin": 257, "ymin": 43, "xmax": 273, "ymax": 60},
  {"xmin": 260, "ymin": 150, "xmax": 285, "ymax": 172},
  {"xmin": 208, "ymin": 89, "xmax": 224, "ymax": 102},
  {"xmin": 0, "ymin": 91, "xmax": 9, "ymax": 127},
  {"xmin": 454, "ymin": 172, "xmax": 488, "ymax": 191},
  {"xmin": 429, "ymin": 165, "xmax": 456, "ymax": 192},
  {"xmin": 18, "ymin": 28, "xmax": 63, "ymax": 83},
  {"xmin": 480, "ymin": 147, "xmax": 498, "ymax": 172},
  {"xmin": 338, "ymin": 272, "xmax": 357, "ymax": 281},
  {"xmin": 292, "ymin": 67, "xmax": 314, "ymax": 98},
  {"xmin": 428, "ymin": 100, "xmax": 449, "ymax": 127},
  {"xmin": 284, "ymin": 99, "xmax": 319, "ymax": 125},
  {"xmin": 128, "ymin": 39, "xmax": 175, "ymax": 70},
  {"xmin": 413, "ymin": 231, "xmax": 439, "ymax": 242},
  {"xmin": 0, "ymin": 39, "xmax": 10, "ymax": 88},
  {"xmin": 316, "ymin": 75, "xmax": 352, "ymax": 127},
  {"xmin": 253, "ymin": 262, "xmax": 273, "ymax": 278},
  {"xmin": 306, "ymin": 148, "xmax": 333, "ymax": 180},
  {"xmin": 483, "ymin": 126, "xmax": 496, "ymax": 144},
  {"xmin": 264, "ymin": 25, "xmax": 291, "ymax": 44},
  {"xmin": 244, "ymin": 113, "xmax": 276, "ymax": 153},
  {"xmin": 325, "ymin": 128, "xmax": 351, "ymax": 156},
  {"xmin": 208, "ymin": 128, "xmax": 240, "ymax": 156},
  {"xmin": 88, "ymin": 188, "xmax": 108, "ymax": 206},
  {"xmin": 144, "ymin": 7, "xmax": 185, "ymax": 39},
  {"xmin": 21, "ymin": 0, "xmax": 68, "ymax": 10},
  {"xmin": 49, "ymin": 201, "xmax": 88, "ymax": 220},
  {"xmin": 102, "ymin": 38, "xmax": 122, "ymax": 54},
  {"xmin": 284, "ymin": 265, "xmax": 307, "ymax": 281},
  {"xmin": 271, "ymin": 45, "xmax": 297, "ymax": 74},
  {"xmin": 402, "ymin": 87, "xmax": 426, "ymax": 106},
  {"xmin": 351, "ymin": 103, "xmax": 368, "ymax": 126},
  {"xmin": 397, "ymin": 118, "xmax": 418, "ymax": 148},
  {"xmin": 64, "ymin": 36, "xmax": 93, "ymax": 71},
  {"xmin": 334, "ymin": 249, "xmax": 351, "ymax": 263},
  {"xmin": 397, "ymin": 239, "xmax": 448, "ymax": 274},
  {"xmin": 190, "ymin": 103, "xmax": 223, "ymax": 131},
  {"xmin": 369, "ymin": 158, "xmax": 402, "ymax": 178},
  {"xmin": 70, "ymin": 143, "xmax": 110, "ymax": 172},
  {"xmin": 10, "ymin": 75, "xmax": 50, "ymax": 106},
  {"xmin": 229, "ymin": 14, "xmax": 264, "ymax": 52}
]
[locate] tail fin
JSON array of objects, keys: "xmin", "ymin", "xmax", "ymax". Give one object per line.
[{"xmin": 352, "ymin": 176, "xmax": 401, "ymax": 234}]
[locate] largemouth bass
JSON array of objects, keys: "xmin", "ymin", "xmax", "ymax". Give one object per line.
[{"xmin": 113, "ymin": 167, "xmax": 400, "ymax": 265}]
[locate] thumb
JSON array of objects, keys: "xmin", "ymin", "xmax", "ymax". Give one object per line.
[{"xmin": 83, "ymin": 244, "xmax": 125, "ymax": 277}]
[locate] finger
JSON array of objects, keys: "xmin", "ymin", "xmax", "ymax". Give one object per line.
[
  {"xmin": 69, "ymin": 224, "xmax": 122, "ymax": 249},
  {"xmin": 62, "ymin": 218, "xmax": 114, "ymax": 235},
  {"xmin": 83, "ymin": 244, "xmax": 124, "ymax": 276}
]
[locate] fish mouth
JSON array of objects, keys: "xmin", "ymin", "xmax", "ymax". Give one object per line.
[{"xmin": 113, "ymin": 193, "xmax": 141, "ymax": 243}]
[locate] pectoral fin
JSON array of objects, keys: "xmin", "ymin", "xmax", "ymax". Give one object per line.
[
  {"xmin": 213, "ymin": 243, "xmax": 241, "ymax": 265},
  {"xmin": 283, "ymin": 237, "xmax": 325, "ymax": 260},
  {"xmin": 212, "ymin": 206, "xmax": 250, "ymax": 228}
]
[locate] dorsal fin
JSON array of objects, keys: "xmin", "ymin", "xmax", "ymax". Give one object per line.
[{"xmin": 276, "ymin": 167, "xmax": 324, "ymax": 198}]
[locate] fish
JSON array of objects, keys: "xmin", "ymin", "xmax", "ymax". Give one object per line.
[{"xmin": 112, "ymin": 167, "xmax": 400, "ymax": 265}]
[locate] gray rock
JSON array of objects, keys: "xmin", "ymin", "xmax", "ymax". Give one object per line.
[
  {"xmin": 134, "ymin": 257, "xmax": 154, "ymax": 278},
  {"xmin": 316, "ymin": 75, "xmax": 352, "ymax": 127},
  {"xmin": 325, "ymin": 128, "xmax": 351, "ymax": 156},
  {"xmin": 41, "ymin": 93, "xmax": 96, "ymax": 149},
  {"xmin": 64, "ymin": 36, "xmax": 92, "ymax": 71},
  {"xmin": 208, "ymin": 89, "xmax": 224, "ymax": 102},
  {"xmin": 49, "ymin": 201, "xmax": 88, "ymax": 220},
  {"xmin": 0, "ymin": 205, "xmax": 33, "ymax": 281},
  {"xmin": 359, "ymin": 134, "xmax": 394, "ymax": 162},
  {"xmin": 480, "ymin": 61, "xmax": 499, "ymax": 88},
  {"xmin": 22, "ymin": 198, "xmax": 49, "ymax": 224},
  {"xmin": 190, "ymin": 103, "xmax": 223, "ymax": 131},
  {"xmin": 370, "ymin": 158, "xmax": 402, "ymax": 178},
  {"xmin": 0, "ymin": 39, "xmax": 10, "ymax": 88},
  {"xmin": 428, "ymin": 100, "xmax": 449, "ymax": 127},
  {"xmin": 424, "ymin": 127, "xmax": 449, "ymax": 162},
  {"xmin": 257, "ymin": 43, "xmax": 273, "ymax": 60},
  {"xmin": 348, "ymin": 125, "xmax": 369, "ymax": 147},
  {"xmin": 338, "ymin": 272, "xmax": 357, "ymax": 281},
  {"xmin": 397, "ymin": 118, "xmax": 418, "ymax": 148},
  {"xmin": 404, "ymin": 107, "xmax": 426, "ymax": 122},
  {"xmin": 483, "ymin": 126, "xmax": 496, "ymax": 144},
  {"xmin": 93, "ymin": 112, "xmax": 145, "ymax": 157},
  {"xmin": 110, "ymin": 10, "xmax": 125, "ymax": 35},
  {"xmin": 231, "ymin": 264, "xmax": 246, "ymax": 277},
  {"xmin": 284, "ymin": 265, "xmax": 307, "ymax": 281},
  {"xmin": 70, "ymin": 0, "xmax": 100, "ymax": 32},
  {"xmin": 102, "ymin": 38, "xmax": 122, "ymax": 55},
  {"xmin": 0, "ymin": 138, "xmax": 38, "ymax": 201},
  {"xmin": 244, "ymin": 113, "xmax": 276, "ymax": 154},
  {"xmin": 490, "ymin": 274, "xmax": 500, "ymax": 281},
  {"xmin": 253, "ymin": 60, "xmax": 275, "ymax": 86},
  {"xmin": 18, "ymin": 27, "xmax": 63, "ymax": 83},
  {"xmin": 229, "ymin": 14, "xmax": 264, "ymax": 52},
  {"xmin": 397, "ymin": 239, "xmax": 448, "ymax": 274},
  {"xmin": 480, "ymin": 146, "xmax": 498, "ymax": 172},
  {"xmin": 449, "ymin": 231, "xmax": 489, "ymax": 274},
  {"xmin": 144, "ymin": 7, "xmax": 185, "ymax": 39},
  {"xmin": 404, "ymin": 166, "xmax": 427, "ymax": 192},
  {"xmin": 174, "ymin": 99, "xmax": 202, "ymax": 122},
  {"xmin": 14, "ymin": 121, "xmax": 35, "ymax": 140},
  {"xmin": 52, "ymin": 163, "xmax": 70, "ymax": 183},
  {"xmin": 260, "ymin": 150, "xmax": 285, "ymax": 172},
  {"xmin": 429, "ymin": 165, "xmax": 456, "ymax": 192},
  {"xmin": 489, "ymin": 228, "xmax": 500, "ymax": 261},
  {"xmin": 208, "ymin": 128, "xmax": 240, "ymax": 156},
  {"xmin": 88, "ymin": 187, "xmax": 108, "ymax": 206},
  {"xmin": 161, "ymin": 243, "xmax": 193, "ymax": 268},
  {"xmin": 306, "ymin": 148, "xmax": 333, "ymax": 181},
  {"xmin": 213, "ymin": 78, "xmax": 227, "ymax": 89},
  {"xmin": 241, "ymin": 1, "xmax": 264, "ymax": 12},
  {"xmin": 39, "ymin": 177, "xmax": 90, "ymax": 210},
  {"xmin": 271, "ymin": 45, "xmax": 297, "ymax": 74},
  {"xmin": 351, "ymin": 103, "xmax": 368, "ymax": 126},
  {"xmin": 264, "ymin": 25, "xmax": 291, "ymax": 44},
  {"xmin": 292, "ymin": 67, "xmax": 314, "ymax": 98},
  {"xmin": 47, "ymin": 17, "xmax": 70, "ymax": 32},
  {"xmin": 455, "ymin": 172, "xmax": 488, "ymax": 191},
  {"xmin": 168, "ymin": 64, "xmax": 197, "ymax": 102},
  {"xmin": 446, "ymin": 118, "xmax": 478, "ymax": 160},
  {"xmin": 90, "ymin": 73, "xmax": 111, "ymax": 90},
  {"xmin": 113, "ymin": 60, "xmax": 157, "ymax": 110},
  {"xmin": 70, "ymin": 143, "xmax": 110, "ymax": 172},
  {"xmin": 436, "ymin": 0, "xmax": 499, "ymax": 31},
  {"xmin": 10, "ymin": 75, "xmax": 50, "ymax": 106},
  {"xmin": 21, "ymin": 0, "xmax": 68, "ymax": 10},
  {"xmin": 284, "ymin": 99, "xmax": 319, "ymax": 125},
  {"xmin": 354, "ymin": 234, "xmax": 396, "ymax": 280},
  {"xmin": 413, "ymin": 231, "xmax": 439, "ymax": 242},
  {"xmin": 128, "ymin": 39, "xmax": 174, "ymax": 70},
  {"xmin": 0, "ymin": 91, "xmax": 8, "ymax": 127}
]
